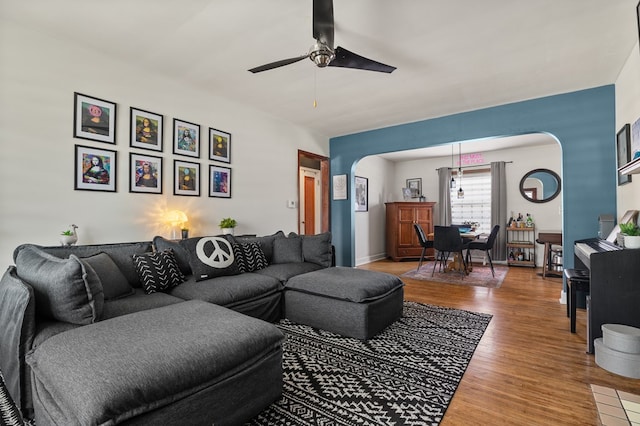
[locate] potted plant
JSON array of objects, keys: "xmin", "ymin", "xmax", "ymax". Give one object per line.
[
  {"xmin": 60, "ymin": 224, "xmax": 78, "ymax": 246},
  {"xmin": 219, "ymin": 217, "xmax": 237, "ymax": 235},
  {"xmin": 619, "ymin": 222, "xmax": 640, "ymax": 249}
]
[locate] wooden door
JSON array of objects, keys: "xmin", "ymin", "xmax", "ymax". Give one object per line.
[{"xmin": 303, "ymin": 176, "xmax": 315, "ymax": 235}]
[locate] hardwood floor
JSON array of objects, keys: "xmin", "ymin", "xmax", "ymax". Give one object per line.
[{"xmin": 358, "ymin": 259, "xmax": 640, "ymax": 425}]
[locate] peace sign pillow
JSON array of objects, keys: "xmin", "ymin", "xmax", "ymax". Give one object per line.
[{"xmin": 180, "ymin": 236, "xmax": 240, "ymax": 281}]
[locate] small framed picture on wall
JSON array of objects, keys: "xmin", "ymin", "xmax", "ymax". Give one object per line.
[
  {"xmin": 130, "ymin": 107, "xmax": 163, "ymax": 151},
  {"xmin": 354, "ymin": 176, "xmax": 368, "ymax": 212},
  {"xmin": 174, "ymin": 160, "xmax": 200, "ymax": 196},
  {"xmin": 173, "ymin": 119, "xmax": 200, "ymax": 158},
  {"xmin": 617, "ymin": 124, "xmax": 632, "ymax": 185},
  {"xmin": 73, "ymin": 93, "xmax": 117, "ymax": 144},
  {"xmin": 209, "ymin": 128, "xmax": 231, "ymax": 163},
  {"xmin": 130, "ymin": 153, "xmax": 162, "ymax": 194},
  {"xmin": 209, "ymin": 165, "xmax": 231, "ymax": 198},
  {"xmin": 74, "ymin": 144, "xmax": 117, "ymax": 192}
]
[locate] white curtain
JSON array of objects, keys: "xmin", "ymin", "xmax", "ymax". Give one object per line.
[
  {"xmin": 437, "ymin": 167, "xmax": 452, "ymax": 226},
  {"xmin": 491, "ymin": 161, "xmax": 507, "ymax": 261}
]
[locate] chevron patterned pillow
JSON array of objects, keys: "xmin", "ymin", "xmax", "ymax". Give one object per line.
[
  {"xmin": 232, "ymin": 242, "xmax": 268, "ymax": 273},
  {"xmin": 133, "ymin": 249, "xmax": 186, "ymax": 294}
]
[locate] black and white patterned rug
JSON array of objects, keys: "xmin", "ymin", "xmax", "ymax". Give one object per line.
[{"xmin": 248, "ymin": 301, "xmax": 492, "ymax": 426}]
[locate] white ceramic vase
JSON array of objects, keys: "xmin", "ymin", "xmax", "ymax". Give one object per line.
[
  {"xmin": 221, "ymin": 228, "xmax": 234, "ymax": 236},
  {"xmin": 60, "ymin": 235, "xmax": 77, "ymax": 246},
  {"xmin": 624, "ymin": 235, "xmax": 640, "ymax": 249}
]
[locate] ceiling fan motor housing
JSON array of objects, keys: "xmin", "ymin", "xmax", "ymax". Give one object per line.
[{"xmin": 309, "ymin": 42, "xmax": 335, "ymax": 67}]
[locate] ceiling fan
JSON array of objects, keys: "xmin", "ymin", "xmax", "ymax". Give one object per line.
[{"xmin": 248, "ymin": 0, "xmax": 396, "ymax": 74}]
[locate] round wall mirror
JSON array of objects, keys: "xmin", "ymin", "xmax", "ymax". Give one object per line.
[{"xmin": 519, "ymin": 168, "xmax": 561, "ymax": 203}]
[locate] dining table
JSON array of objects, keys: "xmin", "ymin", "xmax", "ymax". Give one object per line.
[{"xmin": 427, "ymin": 229, "xmax": 480, "ymax": 274}]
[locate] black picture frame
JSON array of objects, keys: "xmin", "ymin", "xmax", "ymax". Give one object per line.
[
  {"xmin": 130, "ymin": 107, "xmax": 163, "ymax": 152},
  {"xmin": 129, "ymin": 153, "xmax": 162, "ymax": 194},
  {"xmin": 406, "ymin": 178, "xmax": 422, "ymax": 198},
  {"xmin": 173, "ymin": 160, "xmax": 200, "ymax": 196},
  {"xmin": 209, "ymin": 165, "xmax": 231, "ymax": 198},
  {"xmin": 209, "ymin": 128, "xmax": 231, "ymax": 163},
  {"xmin": 173, "ymin": 119, "xmax": 200, "ymax": 158},
  {"xmin": 637, "ymin": 1, "xmax": 640, "ymax": 54},
  {"xmin": 74, "ymin": 144, "xmax": 117, "ymax": 192},
  {"xmin": 617, "ymin": 123, "xmax": 632, "ymax": 185},
  {"xmin": 354, "ymin": 176, "xmax": 368, "ymax": 212},
  {"xmin": 73, "ymin": 93, "xmax": 117, "ymax": 144}
]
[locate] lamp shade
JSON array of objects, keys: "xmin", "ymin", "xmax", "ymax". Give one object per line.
[{"xmin": 166, "ymin": 210, "xmax": 188, "ymax": 227}]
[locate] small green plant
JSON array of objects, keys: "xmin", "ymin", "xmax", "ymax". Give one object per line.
[
  {"xmin": 61, "ymin": 230, "xmax": 73, "ymax": 236},
  {"xmin": 619, "ymin": 222, "xmax": 640, "ymax": 236},
  {"xmin": 219, "ymin": 217, "xmax": 237, "ymax": 229}
]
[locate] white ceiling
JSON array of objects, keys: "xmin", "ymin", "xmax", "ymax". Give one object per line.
[{"xmin": 2, "ymin": 0, "xmax": 637, "ymax": 142}]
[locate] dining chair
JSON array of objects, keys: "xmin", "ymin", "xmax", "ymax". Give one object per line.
[
  {"xmin": 465, "ymin": 225, "xmax": 500, "ymax": 277},
  {"xmin": 432, "ymin": 225, "xmax": 467, "ymax": 277},
  {"xmin": 413, "ymin": 223, "xmax": 434, "ymax": 271}
]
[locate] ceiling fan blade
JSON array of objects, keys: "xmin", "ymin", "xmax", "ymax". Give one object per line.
[
  {"xmin": 248, "ymin": 54, "xmax": 309, "ymax": 73},
  {"xmin": 313, "ymin": 0, "xmax": 334, "ymax": 48},
  {"xmin": 329, "ymin": 46, "xmax": 396, "ymax": 73}
]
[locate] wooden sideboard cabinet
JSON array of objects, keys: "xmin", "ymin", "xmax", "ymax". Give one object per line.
[{"xmin": 385, "ymin": 202, "xmax": 436, "ymax": 261}]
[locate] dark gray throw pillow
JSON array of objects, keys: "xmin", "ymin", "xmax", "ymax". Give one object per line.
[
  {"xmin": 14, "ymin": 245, "xmax": 104, "ymax": 325},
  {"xmin": 302, "ymin": 232, "xmax": 332, "ymax": 267},
  {"xmin": 81, "ymin": 252, "xmax": 134, "ymax": 300},
  {"xmin": 230, "ymin": 230, "xmax": 285, "ymax": 263},
  {"xmin": 179, "ymin": 236, "xmax": 240, "ymax": 281},
  {"xmin": 232, "ymin": 242, "xmax": 268, "ymax": 273},
  {"xmin": 152, "ymin": 236, "xmax": 192, "ymax": 275},
  {"xmin": 272, "ymin": 235, "xmax": 303, "ymax": 264},
  {"xmin": 133, "ymin": 250, "xmax": 186, "ymax": 294}
]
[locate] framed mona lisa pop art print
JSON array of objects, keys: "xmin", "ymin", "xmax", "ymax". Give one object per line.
[
  {"xmin": 74, "ymin": 144, "xmax": 117, "ymax": 192},
  {"xmin": 73, "ymin": 93, "xmax": 117, "ymax": 144},
  {"xmin": 130, "ymin": 107, "xmax": 163, "ymax": 151},
  {"xmin": 130, "ymin": 153, "xmax": 162, "ymax": 194}
]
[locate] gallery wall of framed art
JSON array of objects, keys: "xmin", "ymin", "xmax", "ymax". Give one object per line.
[{"xmin": 72, "ymin": 92, "xmax": 234, "ymax": 199}]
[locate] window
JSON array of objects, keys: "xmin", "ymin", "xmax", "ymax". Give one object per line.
[{"xmin": 450, "ymin": 168, "xmax": 491, "ymax": 234}]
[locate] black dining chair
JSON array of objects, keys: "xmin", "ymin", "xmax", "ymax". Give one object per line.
[
  {"xmin": 465, "ymin": 225, "xmax": 500, "ymax": 277},
  {"xmin": 432, "ymin": 226, "xmax": 467, "ymax": 277},
  {"xmin": 413, "ymin": 223, "xmax": 434, "ymax": 271}
]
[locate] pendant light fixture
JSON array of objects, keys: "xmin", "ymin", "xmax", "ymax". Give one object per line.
[
  {"xmin": 457, "ymin": 143, "xmax": 464, "ymax": 199},
  {"xmin": 450, "ymin": 144, "xmax": 456, "ymax": 188}
]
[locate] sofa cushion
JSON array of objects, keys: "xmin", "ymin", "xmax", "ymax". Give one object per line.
[
  {"xmin": 102, "ymin": 289, "xmax": 184, "ymax": 319},
  {"xmin": 233, "ymin": 242, "xmax": 268, "ymax": 273},
  {"xmin": 14, "ymin": 242, "xmax": 154, "ymax": 288},
  {"xmin": 272, "ymin": 235, "xmax": 303, "ymax": 264},
  {"xmin": 301, "ymin": 232, "xmax": 332, "ymax": 267},
  {"xmin": 81, "ymin": 252, "xmax": 134, "ymax": 300},
  {"xmin": 179, "ymin": 236, "xmax": 240, "ymax": 281},
  {"xmin": 25, "ymin": 300, "xmax": 284, "ymax": 426},
  {"xmin": 14, "ymin": 245, "xmax": 104, "ymax": 325},
  {"xmin": 285, "ymin": 267, "xmax": 404, "ymax": 303},
  {"xmin": 152, "ymin": 236, "xmax": 192, "ymax": 275},
  {"xmin": 231, "ymin": 231, "xmax": 285, "ymax": 263},
  {"xmin": 133, "ymin": 249, "xmax": 185, "ymax": 294},
  {"xmin": 256, "ymin": 262, "xmax": 324, "ymax": 283},
  {"xmin": 169, "ymin": 273, "xmax": 282, "ymax": 309}
]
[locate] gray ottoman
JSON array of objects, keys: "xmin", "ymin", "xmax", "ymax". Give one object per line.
[
  {"xmin": 284, "ymin": 267, "xmax": 404, "ymax": 340},
  {"xmin": 26, "ymin": 300, "xmax": 284, "ymax": 426}
]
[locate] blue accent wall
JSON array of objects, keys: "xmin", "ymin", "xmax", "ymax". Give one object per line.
[{"xmin": 330, "ymin": 85, "xmax": 617, "ymax": 269}]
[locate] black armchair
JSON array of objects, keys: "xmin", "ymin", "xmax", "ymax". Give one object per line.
[
  {"xmin": 465, "ymin": 225, "xmax": 500, "ymax": 277},
  {"xmin": 413, "ymin": 223, "xmax": 434, "ymax": 271},
  {"xmin": 432, "ymin": 226, "xmax": 467, "ymax": 277}
]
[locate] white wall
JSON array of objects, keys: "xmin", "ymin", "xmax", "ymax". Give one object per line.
[
  {"xmin": 354, "ymin": 155, "xmax": 395, "ymax": 265},
  {"xmin": 0, "ymin": 22, "xmax": 329, "ymax": 264},
  {"xmin": 615, "ymin": 41, "xmax": 640, "ymax": 216},
  {"xmin": 354, "ymin": 141, "xmax": 562, "ymax": 267}
]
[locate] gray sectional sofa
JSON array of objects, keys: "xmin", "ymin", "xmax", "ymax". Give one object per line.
[{"xmin": 0, "ymin": 230, "xmax": 336, "ymax": 425}]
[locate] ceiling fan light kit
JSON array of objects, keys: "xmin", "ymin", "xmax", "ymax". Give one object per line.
[{"xmin": 248, "ymin": 0, "xmax": 396, "ymax": 74}]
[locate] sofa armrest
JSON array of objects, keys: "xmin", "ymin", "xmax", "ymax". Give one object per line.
[{"xmin": 0, "ymin": 266, "xmax": 36, "ymax": 415}]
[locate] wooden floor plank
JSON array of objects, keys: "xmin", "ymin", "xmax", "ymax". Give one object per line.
[{"xmin": 358, "ymin": 260, "xmax": 640, "ymax": 425}]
